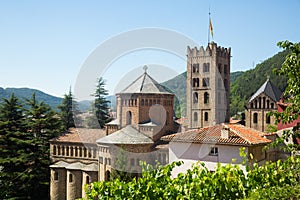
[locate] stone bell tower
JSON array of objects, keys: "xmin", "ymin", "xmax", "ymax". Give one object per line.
[{"xmin": 186, "ymin": 42, "xmax": 231, "ymax": 129}]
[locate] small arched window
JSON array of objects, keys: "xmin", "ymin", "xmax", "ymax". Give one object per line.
[
  {"xmin": 253, "ymin": 113, "xmax": 258, "ymax": 124},
  {"xmin": 204, "ymin": 92, "xmax": 209, "ymax": 104},
  {"xmin": 204, "ymin": 112, "xmax": 209, "ymax": 121},
  {"xmin": 193, "ymin": 92, "xmax": 198, "ymax": 103},
  {"xmin": 126, "ymin": 111, "xmax": 132, "ymax": 125},
  {"xmin": 193, "ymin": 78, "xmax": 199, "ymax": 87}
]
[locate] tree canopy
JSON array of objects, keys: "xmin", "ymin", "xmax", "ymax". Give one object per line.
[
  {"xmin": 271, "ymin": 41, "xmax": 300, "ymax": 151},
  {"xmin": 0, "ymin": 93, "xmax": 62, "ymax": 199}
]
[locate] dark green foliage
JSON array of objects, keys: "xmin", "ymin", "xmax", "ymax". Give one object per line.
[
  {"xmin": 0, "ymin": 94, "xmax": 31, "ymax": 199},
  {"xmin": 89, "ymin": 77, "xmax": 111, "ymax": 128},
  {"xmin": 0, "ymin": 93, "xmax": 62, "ymax": 199},
  {"xmin": 270, "ymin": 41, "xmax": 300, "ymax": 151},
  {"xmin": 83, "ymin": 156, "xmax": 300, "ymax": 200},
  {"xmin": 230, "ymin": 71, "xmax": 244, "ymax": 83},
  {"xmin": 161, "ymin": 49, "xmax": 287, "ymax": 118},
  {"xmin": 58, "ymin": 89, "xmax": 81, "ymax": 130},
  {"xmin": 230, "ymin": 50, "xmax": 289, "ymax": 116},
  {"xmin": 162, "ymin": 72, "xmax": 187, "ymax": 117}
]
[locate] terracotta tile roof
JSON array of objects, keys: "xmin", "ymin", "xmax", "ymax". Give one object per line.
[
  {"xmin": 161, "ymin": 124, "xmax": 271, "ymax": 146},
  {"xmin": 50, "ymin": 128, "xmax": 106, "ymax": 144}
]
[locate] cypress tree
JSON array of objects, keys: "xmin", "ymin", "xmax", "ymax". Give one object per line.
[
  {"xmin": 58, "ymin": 89, "xmax": 80, "ymax": 130},
  {"xmin": 91, "ymin": 77, "xmax": 111, "ymax": 128}
]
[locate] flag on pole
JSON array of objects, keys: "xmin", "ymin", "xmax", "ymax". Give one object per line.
[{"xmin": 209, "ymin": 18, "xmax": 214, "ymax": 39}]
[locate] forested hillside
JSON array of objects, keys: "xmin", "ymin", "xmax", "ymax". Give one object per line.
[
  {"xmin": 0, "ymin": 87, "xmax": 63, "ymax": 109},
  {"xmin": 162, "ymin": 50, "xmax": 288, "ymax": 117},
  {"xmin": 230, "ymin": 50, "xmax": 288, "ymax": 116}
]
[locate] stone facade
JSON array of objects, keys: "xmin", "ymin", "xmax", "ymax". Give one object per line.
[
  {"xmin": 245, "ymin": 79, "xmax": 282, "ymax": 132},
  {"xmin": 245, "ymin": 93, "xmax": 277, "ymax": 132},
  {"xmin": 186, "ymin": 42, "xmax": 231, "ymax": 129},
  {"xmin": 50, "ymin": 70, "xmax": 176, "ymax": 199}
]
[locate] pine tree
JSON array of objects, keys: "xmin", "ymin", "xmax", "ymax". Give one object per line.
[
  {"xmin": 24, "ymin": 93, "xmax": 62, "ymax": 199},
  {"xmin": 0, "ymin": 94, "xmax": 31, "ymax": 199},
  {"xmin": 91, "ymin": 77, "xmax": 111, "ymax": 128},
  {"xmin": 58, "ymin": 89, "xmax": 80, "ymax": 130}
]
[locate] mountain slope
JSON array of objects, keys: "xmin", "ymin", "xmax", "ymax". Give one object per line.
[
  {"xmin": 0, "ymin": 87, "xmax": 63, "ymax": 109},
  {"xmin": 161, "ymin": 50, "xmax": 288, "ymax": 117},
  {"xmin": 230, "ymin": 50, "xmax": 288, "ymax": 116}
]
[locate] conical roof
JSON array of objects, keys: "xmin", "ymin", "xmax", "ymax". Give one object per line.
[
  {"xmin": 118, "ymin": 70, "xmax": 172, "ymax": 95},
  {"xmin": 249, "ymin": 78, "xmax": 282, "ymax": 102},
  {"xmin": 96, "ymin": 125, "xmax": 154, "ymax": 144}
]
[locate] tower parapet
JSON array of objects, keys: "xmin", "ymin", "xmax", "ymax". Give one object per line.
[{"xmin": 187, "ymin": 42, "xmax": 231, "ymax": 58}]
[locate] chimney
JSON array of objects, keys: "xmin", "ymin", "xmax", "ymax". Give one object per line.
[{"xmin": 221, "ymin": 127, "xmax": 230, "ymax": 139}]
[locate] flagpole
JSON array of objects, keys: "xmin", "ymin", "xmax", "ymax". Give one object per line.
[{"xmin": 208, "ymin": 7, "xmax": 211, "ymax": 45}]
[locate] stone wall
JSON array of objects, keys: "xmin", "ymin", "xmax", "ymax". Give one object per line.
[
  {"xmin": 50, "ymin": 168, "xmax": 66, "ymax": 200},
  {"xmin": 245, "ymin": 93, "xmax": 277, "ymax": 132},
  {"xmin": 186, "ymin": 42, "xmax": 231, "ymax": 129}
]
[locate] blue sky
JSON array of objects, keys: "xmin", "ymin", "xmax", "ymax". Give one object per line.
[{"xmin": 0, "ymin": 0, "xmax": 299, "ymax": 99}]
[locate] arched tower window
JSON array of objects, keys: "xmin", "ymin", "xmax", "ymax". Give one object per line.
[
  {"xmin": 193, "ymin": 112, "xmax": 198, "ymax": 122},
  {"xmin": 254, "ymin": 100, "xmax": 258, "ymax": 108},
  {"xmin": 105, "ymin": 170, "xmax": 110, "ymax": 181},
  {"xmin": 126, "ymin": 111, "xmax": 132, "ymax": 125},
  {"xmin": 266, "ymin": 100, "xmax": 270, "ymax": 108},
  {"xmin": 193, "ymin": 92, "xmax": 198, "ymax": 103},
  {"xmin": 203, "ymin": 63, "xmax": 210, "ymax": 73},
  {"xmin": 202, "ymin": 78, "xmax": 209, "ymax": 87},
  {"xmin": 192, "ymin": 63, "xmax": 199, "ymax": 73},
  {"xmin": 204, "ymin": 92, "xmax": 209, "ymax": 104},
  {"xmin": 204, "ymin": 112, "xmax": 208, "ymax": 121},
  {"xmin": 253, "ymin": 113, "xmax": 258, "ymax": 124},
  {"xmin": 193, "ymin": 78, "xmax": 199, "ymax": 87}
]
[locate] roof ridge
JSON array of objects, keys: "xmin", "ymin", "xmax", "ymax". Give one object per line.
[
  {"xmin": 227, "ymin": 124, "xmax": 252, "ymax": 145},
  {"xmin": 140, "ymin": 72, "xmax": 147, "ymax": 92}
]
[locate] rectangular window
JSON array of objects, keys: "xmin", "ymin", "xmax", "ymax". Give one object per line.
[{"xmin": 210, "ymin": 147, "xmax": 218, "ymax": 156}]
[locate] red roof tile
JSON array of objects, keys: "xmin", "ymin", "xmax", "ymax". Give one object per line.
[
  {"xmin": 50, "ymin": 128, "xmax": 106, "ymax": 144},
  {"xmin": 162, "ymin": 124, "xmax": 271, "ymax": 146}
]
